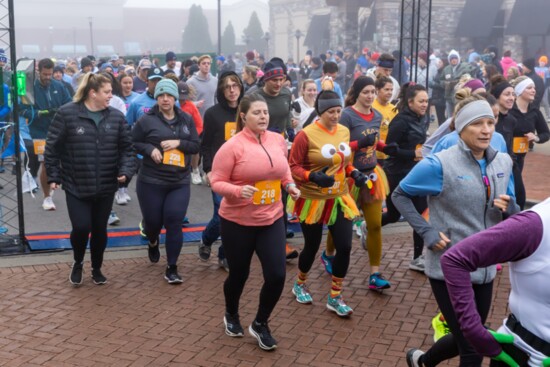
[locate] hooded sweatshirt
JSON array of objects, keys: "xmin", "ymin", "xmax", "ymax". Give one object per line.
[
  {"xmin": 187, "ymin": 71, "xmax": 218, "ymax": 117},
  {"xmin": 500, "ymin": 56, "xmax": 518, "ymax": 77},
  {"xmin": 201, "ymin": 71, "xmax": 244, "ymax": 174}
]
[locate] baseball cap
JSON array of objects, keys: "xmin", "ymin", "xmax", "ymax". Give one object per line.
[
  {"xmin": 110, "ymin": 54, "xmax": 119, "ymax": 62},
  {"xmin": 166, "ymin": 51, "xmax": 177, "ymax": 62},
  {"xmin": 147, "ymin": 67, "xmax": 164, "ymax": 80},
  {"xmin": 138, "ymin": 59, "xmax": 152, "ymax": 70},
  {"xmin": 177, "ymin": 81, "xmax": 190, "ymax": 100}
]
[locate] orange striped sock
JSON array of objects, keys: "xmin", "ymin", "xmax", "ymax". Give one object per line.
[
  {"xmin": 330, "ymin": 275, "xmax": 344, "ymax": 298},
  {"xmin": 297, "ymin": 271, "xmax": 308, "ymax": 285}
]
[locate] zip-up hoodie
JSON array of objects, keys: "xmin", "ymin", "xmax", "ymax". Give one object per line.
[
  {"xmin": 210, "ymin": 127, "xmax": 293, "ymax": 227},
  {"xmin": 201, "ymin": 71, "xmax": 244, "ymax": 174}
]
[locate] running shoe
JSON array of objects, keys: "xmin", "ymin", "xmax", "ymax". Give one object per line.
[
  {"xmin": 408, "ymin": 255, "xmax": 425, "ymax": 272},
  {"xmin": 369, "ymin": 272, "xmax": 391, "ymax": 290},
  {"xmin": 42, "ymin": 196, "xmax": 56, "ymax": 211},
  {"xmin": 108, "ymin": 211, "xmax": 120, "ymax": 226},
  {"xmin": 148, "ymin": 239, "xmax": 160, "ymax": 263},
  {"xmin": 431, "ymin": 312, "xmax": 450, "ymax": 342},
  {"xmin": 191, "ymin": 170, "xmax": 202, "ymax": 185},
  {"xmin": 353, "ymin": 219, "xmax": 364, "ymax": 237},
  {"xmin": 286, "ymin": 228, "xmax": 295, "ymax": 239},
  {"xmin": 406, "ymin": 348, "xmax": 425, "ymax": 367},
  {"xmin": 122, "ymin": 187, "xmax": 132, "ymax": 202},
  {"xmin": 224, "ymin": 312, "xmax": 244, "ymax": 337},
  {"xmin": 91, "ymin": 268, "xmax": 107, "ymax": 285},
  {"xmin": 115, "ymin": 188, "xmax": 127, "ymax": 205},
  {"xmin": 218, "ymin": 257, "xmax": 229, "ymax": 272},
  {"xmin": 359, "ymin": 221, "xmax": 367, "ymax": 251},
  {"xmin": 249, "ymin": 320, "xmax": 277, "ymax": 351},
  {"xmin": 198, "ymin": 242, "xmax": 211, "ymax": 261},
  {"xmin": 292, "ymin": 281, "xmax": 313, "ymax": 304},
  {"xmin": 165, "ymin": 265, "xmax": 183, "ymax": 284},
  {"xmin": 326, "ymin": 295, "xmax": 353, "ymax": 317},
  {"xmin": 69, "ymin": 262, "xmax": 83, "ymax": 286},
  {"xmin": 320, "ymin": 250, "xmax": 334, "ymax": 275},
  {"xmin": 139, "ymin": 220, "xmax": 147, "ymax": 239},
  {"xmin": 285, "ymin": 244, "xmax": 298, "ymax": 260}
]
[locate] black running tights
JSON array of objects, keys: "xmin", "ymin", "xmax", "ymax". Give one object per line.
[
  {"xmin": 65, "ymin": 191, "xmax": 114, "ymax": 269},
  {"xmin": 221, "ymin": 216, "xmax": 286, "ymax": 323}
]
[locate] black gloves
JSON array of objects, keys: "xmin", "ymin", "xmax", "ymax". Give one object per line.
[
  {"xmin": 382, "ymin": 142, "xmax": 399, "ymax": 156},
  {"xmin": 351, "ymin": 170, "xmax": 367, "ymax": 187},
  {"xmin": 357, "ymin": 132, "xmax": 378, "ymax": 149},
  {"xmin": 309, "ymin": 167, "xmax": 335, "ymax": 188}
]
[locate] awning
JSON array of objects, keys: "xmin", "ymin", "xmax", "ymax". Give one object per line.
[
  {"xmin": 303, "ymin": 14, "xmax": 331, "ymax": 52},
  {"xmin": 455, "ymin": 0, "xmax": 504, "ymax": 38},
  {"xmin": 506, "ymin": 0, "xmax": 550, "ymax": 36}
]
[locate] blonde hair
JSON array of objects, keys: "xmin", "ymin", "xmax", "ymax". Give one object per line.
[
  {"xmin": 507, "ymin": 66, "xmax": 520, "ymax": 81},
  {"xmin": 449, "ymin": 88, "xmax": 487, "ymax": 131},
  {"xmin": 243, "ymin": 65, "xmax": 259, "ymax": 80},
  {"xmin": 73, "ymin": 72, "xmax": 112, "ymax": 103},
  {"xmin": 198, "ymin": 55, "xmax": 212, "ymax": 64},
  {"xmin": 454, "ymin": 73, "xmax": 473, "ymax": 92},
  {"xmin": 300, "ymin": 79, "xmax": 316, "ymax": 95},
  {"xmin": 509, "ymin": 75, "xmax": 530, "ymax": 88}
]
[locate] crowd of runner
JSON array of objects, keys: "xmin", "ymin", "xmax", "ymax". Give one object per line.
[{"xmin": 5, "ymin": 43, "xmax": 549, "ymax": 365}]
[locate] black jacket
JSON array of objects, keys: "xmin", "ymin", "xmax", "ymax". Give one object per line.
[
  {"xmin": 509, "ymin": 103, "xmax": 550, "ymax": 143},
  {"xmin": 45, "ymin": 102, "xmax": 135, "ymax": 199},
  {"xmin": 384, "ymin": 106, "xmax": 427, "ymax": 175},
  {"xmin": 132, "ymin": 104, "xmax": 200, "ymax": 185},
  {"xmin": 200, "ymin": 71, "xmax": 244, "ymax": 174}
]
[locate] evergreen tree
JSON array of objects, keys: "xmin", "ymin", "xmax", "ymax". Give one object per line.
[
  {"xmin": 242, "ymin": 11, "xmax": 264, "ymax": 52},
  {"xmin": 182, "ymin": 4, "xmax": 213, "ymax": 53},
  {"xmin": 221, "ymin": 21, "xmax": 236, "ymax": 55}
]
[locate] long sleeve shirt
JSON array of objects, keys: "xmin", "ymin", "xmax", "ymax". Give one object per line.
[{"xmin": 210, "ymin": 127, "xmax": 293, "ymax": 227}]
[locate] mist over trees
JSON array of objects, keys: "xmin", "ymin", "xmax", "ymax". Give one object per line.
[
  {"xmin": 221, "ymin": 21, "xmax": 236, "ymax": 55},
  {"xmin": 242, "ymin": 11, "xmax": 264, "ymax": 52},
  {"xmin": 182, "ymin": 4, "xmax": 213, "ymax": 53}
]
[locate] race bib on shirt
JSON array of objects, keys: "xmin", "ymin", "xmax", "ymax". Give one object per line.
[
  {"xmin": 253, "ymin": 180, "xmax": 281, "ymax": 205},
  {"xmin": 33, "ymin": 139, "xmax": 46, "ymax": 155},
  {"xmin": 321, "ymin": 171, "xmax": 345, "ymax": 195},
  {"xmin": 163, "ymin": 149, "xmax": 185, "ymax": 167},
  {"xmin": 512, "ymin": 137, "xmax": 529, "ymax": 154},
  {"xmin": 224, "ymin": 122, "xmax": 237, "ymax": 141}
]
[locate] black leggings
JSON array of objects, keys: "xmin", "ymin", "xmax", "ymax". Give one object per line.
[
  {"xmin": 65, "ymin": 191, "xmax": 115, "ymax": 269},
  {"xmin": 136, "ymin": 181, "xmax": 190, "ymax": 266},
  {"xmin": 221, "ymin": 216, "xmax": 286, "ymax": 323},
  {"xmin": 24, "ymin": 139, "xmax": 40, "ymax": 178},
  {"xmin": 382, "ymin": 172, "xmax": 427, "ymax": 259},
  {"xmin": 514, "ymin": 155, "xmax": 526, "ymax": 210},
  {"xmin": 420, "ymin": 278, "xmax": 493, "ymax": 367},
  {"xmin": 299, "ymin": 209, "xmax": 353, "ymax": 278}
]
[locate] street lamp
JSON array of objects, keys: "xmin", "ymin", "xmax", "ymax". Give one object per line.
[
  {"xmin": 263, "ymin": 32, "xmax": 270, "ymax": 59},
  {"xmin": 48, "ymin": 25, "xmax": 53, "ymax": 55},
  {"xmin": 295, "ymin": 29, "xmax": 303, "ymax": 62},
  {"xmin": 88, "ymin": 17, "xmax": 94, "ymax": 56}
]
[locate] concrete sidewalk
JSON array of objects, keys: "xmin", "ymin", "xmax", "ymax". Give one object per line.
[{"xmin": 0, "ymin": 228, "xmax": 509, "ymax": 366}]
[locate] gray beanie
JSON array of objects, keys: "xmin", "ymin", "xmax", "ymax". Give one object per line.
[
  {"xmin": 154, "ymin": 79, "xmax": 179, "ymax": 100},
  {"xmin": 455, "ymin": 100, "xmax": 494, "ymax": 133}
]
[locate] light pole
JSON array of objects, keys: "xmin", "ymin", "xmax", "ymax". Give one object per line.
[
  {"xmin": 295, "ymin": 29, "xmax": 303, "ymax": 62},
  {"xmin": 217, "ymin": 0, "xmax": 221, "ymax": 55},
  {"xmin": 263, "ymin": 32, "xmax": 270, "ymax": 59},
  {"xmin": 88, "ymin": 17, "xmax": 94, "ymax": 56},
  {"xmin": 48, "ymin": 25, "xmax": 53, "ymax": 55}
]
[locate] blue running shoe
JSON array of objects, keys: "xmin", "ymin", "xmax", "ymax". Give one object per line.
[
  {"xmin": 139, "ymin": 220, "xmax": 147, "ymax": 240},
  {"xmin": 320, "ymin": 250, "xmax": 334, "ymax": 275},
  {"xmin": 369, "ymin": 272, "xmax": 391, "ymax": 290},
  {"xmin": 326, "ymin": 294, "xmax": 353, "ymax": 317},
  {"xmin": 292, "ymin": 281, "xmax": 313, "ymax": 304}
]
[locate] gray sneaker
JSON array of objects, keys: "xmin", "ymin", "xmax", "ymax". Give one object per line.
[
  {"xmin": 218, "ymin": 257, "xmax": 229, "ymax": 272},
  {"xmin": 198, "ymin": 242, "xmax": 211, "ymax": 261},
  {"xmin": 409, "ymin": 255, "xmax": 425, "ymax": 272},
  {"xmin": 406, "ymin": 348, "xmax": 424, "ymax": 367}
]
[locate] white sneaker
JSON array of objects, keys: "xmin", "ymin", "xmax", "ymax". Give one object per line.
[
  {"xmin": 201, "ymin": 172, "xmax": 209, "ymax": 185},
  {"xmin": 42, "ymin": 196, "xmax": 56, "ymax": 211},
  {"xmin": 108, "ymin": 211, "xmax": 120, "ymax": 225},
  {"xmin": 359, "ymin": 221, "xmax": 367, "ymax": 251},
  {"xmin": 191, "ymin": 170, "xmax": 202, "ymax": 185},
  {"xmin": 115, "ymin": 189, "xmax": 127, "ymax": 205},
  {"xmin": 122, "ymin": 187, "xmax": 131, "ymax": 202},
  {"xmin": 409, "ymin": 255, "xmax": 425, "ymax": 272}
]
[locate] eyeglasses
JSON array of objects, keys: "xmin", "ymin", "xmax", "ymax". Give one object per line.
[{"xmin": 224, "ymin": 84, "xmax": 240, "ymax": 91}]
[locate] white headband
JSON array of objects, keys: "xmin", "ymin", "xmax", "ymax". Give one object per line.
[
  {"xmin": 455, "ymin": 100, "xmax": 494, "ymax": 133},
  {"xmin": 514, "ymin": 78, "xmax": 534, "ymax": 97}
]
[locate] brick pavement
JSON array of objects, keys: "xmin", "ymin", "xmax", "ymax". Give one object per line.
[
  {"xmin": 523, "ymin": 152, "xmax": 550, "ymax": 203},
  {"xmin": 0, "ymin": 232, "xmax": 510, "ymax": 366}
]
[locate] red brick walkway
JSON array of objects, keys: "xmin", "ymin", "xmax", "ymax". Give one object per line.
[
  {"xmin": 524, "ymin": 152, "xmax": 550, "ymax": 202},
  {"xmin": 0, "ymin": 233, "xmax": 510, "ymax": 366}
]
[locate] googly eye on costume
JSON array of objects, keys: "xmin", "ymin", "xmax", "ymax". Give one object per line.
[
  {"xmin": 338, "ymin": 142, "xmax": 351, "ymax": 157},
  {"xmin": 321, "ymin": 144, "xmax": 337, "ymax": 158},
  {"xmin": 369, "ymin": 173, "xmax": 378, "ymax": 181}
]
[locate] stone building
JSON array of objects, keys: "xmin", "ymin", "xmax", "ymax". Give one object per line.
[{"xmin": 269, "ymin": 0, "xmax": 550, "ymax": 61}]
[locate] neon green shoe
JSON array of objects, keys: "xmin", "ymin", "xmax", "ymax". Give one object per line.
[{"xmin": 432, "ymin": 312, "xmax": 450, "ymax": 341}]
